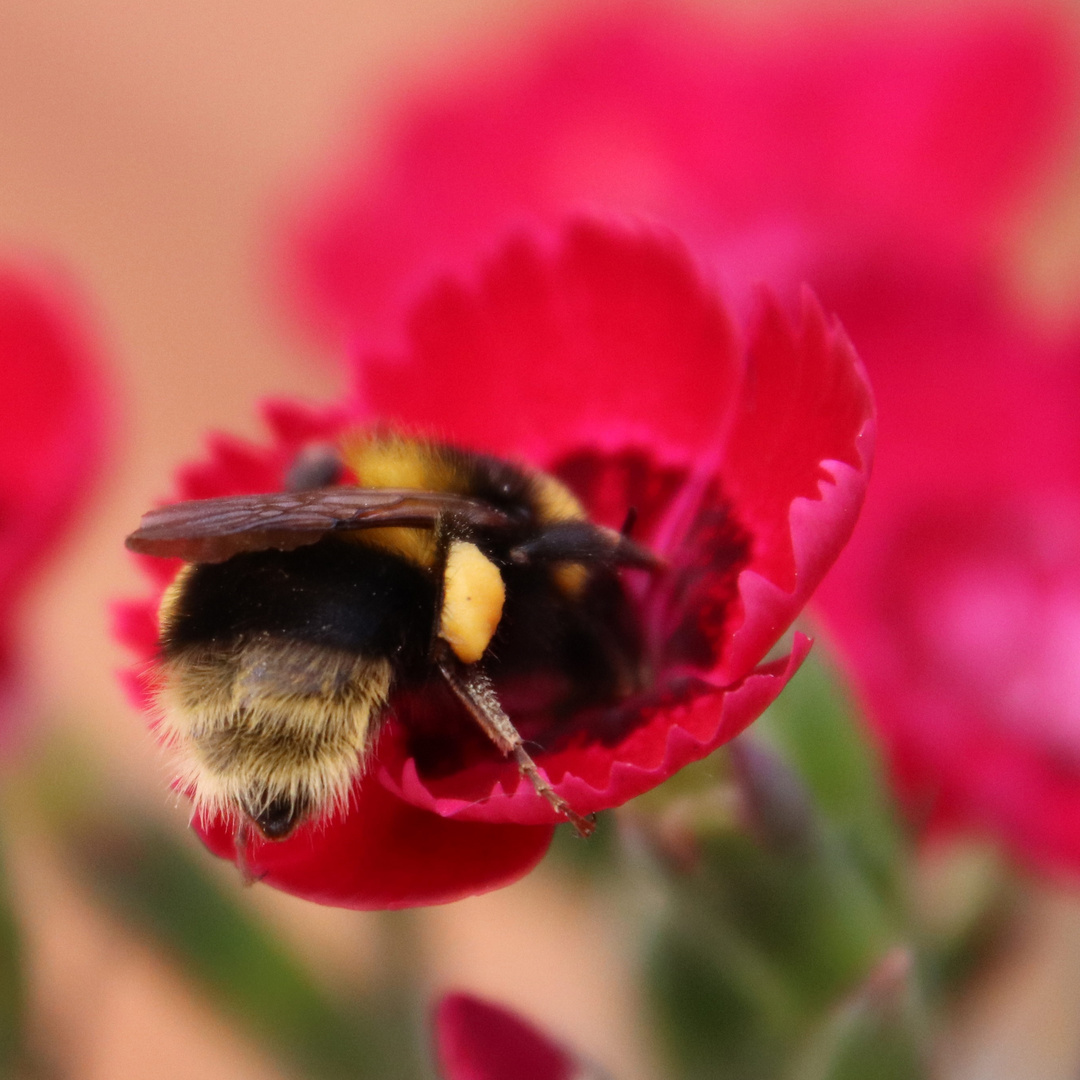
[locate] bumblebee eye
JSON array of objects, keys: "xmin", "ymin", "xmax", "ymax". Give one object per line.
[{"xmin": 250, "ymin": 796, "xmax": 307, "ymax": 840}]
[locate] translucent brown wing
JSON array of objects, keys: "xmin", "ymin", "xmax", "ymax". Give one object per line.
[{"xmin": 125, "ymin": 488, "xmax": 516, "ymax": 563}]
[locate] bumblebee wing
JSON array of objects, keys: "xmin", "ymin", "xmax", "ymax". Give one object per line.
[{"xmin": 125, "ymin": 487, "xmax": 515, "ymax": 563}]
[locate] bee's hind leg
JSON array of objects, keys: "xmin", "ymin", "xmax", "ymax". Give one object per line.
[
  {"xmin": 233, "ymin": 821, "xmax": 269, "ymax": 885},
  {"xmin": 437, "ymin": 650, "xmax": 596, "ymax": 838}
]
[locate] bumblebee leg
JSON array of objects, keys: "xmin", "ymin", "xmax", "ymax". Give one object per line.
[
  {"xmin": 437, "ymin": 651, "xmax": 595, "ymax": 838},
  {"xmin": 233, "ymin": 821, "xmax": 268, "ymax": 885}
]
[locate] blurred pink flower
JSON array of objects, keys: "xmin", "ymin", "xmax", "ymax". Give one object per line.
[
  {"xmin": 281, "ymin": 5, "xmax": 1080, "ymax": 872},
  {"xmin": 0, "ymin": 266, "xmax": 105, "ymax": 717},
  {"xmin": 284, "ymin": 5, "xmax": 1072, "ymax": 346},
  {"xmin": 813, "ymin": 260, "xmax": 1080, "ymax": 873},
  {"xmin": 435, "ymin": 992, "xmax": 594, "ymax": 1080},
  {"xmin": 118, "ymin": 222, "xmax": 873, "ymax": 908}
]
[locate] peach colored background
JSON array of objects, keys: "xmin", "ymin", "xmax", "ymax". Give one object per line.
[{"xmin": 3, "ymin": 0, "xmax": 1080, "ymax": 1077}]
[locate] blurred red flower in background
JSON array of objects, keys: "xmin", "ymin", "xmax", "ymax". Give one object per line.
[
  {"xmin": 118, "ymin": 222, "xmax": 873, "ymax": 908},
  {"xmin": 434, "ymin": 992, "xmax": 589, "ymax": 1080},
  {"xmin": 0, "ymin": 267, "xmax": 105, "ymax": 723},
  {"xmin": 813, "ymin": 262, "xmax": 1080, "ymax": 874},
  {"xmin": 282, "ymin": 5, "xmax": 1080, "ymax": 874},
  {"xmin": 285, "ymin": 6, "xmax": 1071, "ymax": 346}
]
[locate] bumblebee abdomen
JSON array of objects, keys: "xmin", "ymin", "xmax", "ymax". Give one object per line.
[
  {"xmin": 156, "ymin": 538, "xmax": 436, "ymax": 835},
  {"xmin": 159, "ymin": 636, "xmax": 394, "ymax": 829}
]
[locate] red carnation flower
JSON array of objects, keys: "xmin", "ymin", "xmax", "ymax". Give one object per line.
[
  {"xmin": 119, "ymin": 222, "xmax": 873, "ymax": 909},
  {"xmin": 434, "ymin": 992, "xmax": 590, "ymax": 1080},
  {"xmin": 281, "ymin": 3, "xmax": 1080, "ymax": 876},
  {"xmin": 0, "ymin": 266, "xmax": 105, "ymax": 722},
  {"xmin": 285, "ymin": 6, "xmax": 1072, "ymax": 346}
]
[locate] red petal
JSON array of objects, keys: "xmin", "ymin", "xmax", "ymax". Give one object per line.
[
  {"xmin": 435, "ymin": 993, "xmax": 575, "ymax": 1080},
  {"xmin": 194, "ymin": 781, "xmax": 554, "ymax": 911},
  {"xmin": 111, "ymin": 600, "xmax": 160, "ymax": 711},
  {"xmin": 551, "ymin": 444, "xmax": 689, "ymax": 537},
  {"xmin": 112, "ymin": 599, "xmax": 159, "ymax": 657},
  {"xmin": 122, "ymin": 225, "xmax": 866, "ymax": 891},
  {"xmin": 167, "ymin": 403, "xmax": 347, "ymax": 503},
  {"xmin": 261, "ymin": 398, "xmax": 350, "ymax": 445},
  {"xmin": 713, "ymin": 291, "xmax": 874, "ymax": 683},
  {"xmin": 177, "ymin": 434, "xmax": 286, "ymax": 501},
  {"xmin": 357, "ymin": 229, "xmax": 871, "ymax": 687},
  {"xmin": 362, "ymin": 223, "xmax": 741, "ymax": 458},
  {"xmin": 897, "ymin": 705, "xmax": 1080, "ymax": 879}
]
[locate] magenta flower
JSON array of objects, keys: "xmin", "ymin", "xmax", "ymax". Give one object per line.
[
  {"xmin": 434, "ymin": 992, "xmax": 587, "ymax": 1080},
  {"xmin": 119, "ymin": 222, "xmax": 873, "ymax": 908},
  {"xmin": 0, "ymin": 266, "xmax": 105, "ymax": 718}
]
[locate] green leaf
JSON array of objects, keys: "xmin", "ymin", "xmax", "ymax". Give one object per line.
[{"xmin": 753, "ymin": 635, "xmax": 907, "ymax": 910}]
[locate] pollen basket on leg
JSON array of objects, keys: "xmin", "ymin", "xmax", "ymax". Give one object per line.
[
  {"xmin": 439, "ymin": 541, "xmax": 506, "ymax": 664},
  {"xmin": 157, "ymin": 636, "xmax": 393, "ymax": 826}
]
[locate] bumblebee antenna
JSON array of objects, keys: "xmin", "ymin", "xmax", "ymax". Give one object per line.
[{"xmin": 437, "ymin": 650, "xmax": 595, "ymax": 838}]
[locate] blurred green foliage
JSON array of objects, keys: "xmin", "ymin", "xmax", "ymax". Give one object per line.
[
  {"xmin": 639, "ymin": 643, "xmax": 927, "ymax": 1080},
  {"xmin": 75, "ymin": 824, "xmax": 424, "ymax": 1080},
  {"xmin": 548, "ymin": 635, "xmax": 1012, "ymax": 1079},
  {"xmin": 26, "ymin": 745, "xmax": 430, "ymax": 1080}
]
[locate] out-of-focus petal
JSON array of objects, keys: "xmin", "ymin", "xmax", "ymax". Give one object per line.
[
  {"xmin": 0, "ymin": 268, "xmax": 106, "ymax": 612},
  {"xmin": 0, "ymin": 265, "xmax": 106, "ymax": 727},
  {"xmin": 812, "ymin": 259, "xmax": 1080, "ymax": 873},
  {"xmin": 286, "ymin": 8, "xmax": 1075, "ymax": 343},
  {"xmin": 360, "ymin": 223, "xmax": 741, "ymax": 458},
  {"xmin": 434, "ymin": 992, "xmax": 577, "ymax": 1080}
]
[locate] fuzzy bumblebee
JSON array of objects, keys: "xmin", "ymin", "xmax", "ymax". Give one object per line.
[{"xmin": 127, "ymin": 432, "xmax": 660, "ymax": 844}]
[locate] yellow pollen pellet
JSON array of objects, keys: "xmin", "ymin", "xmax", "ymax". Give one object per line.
[{"xmin": 439, "ymin": 541, "xmax": 506, "ymax": 664}]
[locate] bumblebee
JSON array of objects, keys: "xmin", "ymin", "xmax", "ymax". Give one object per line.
[{"xmin": 127, "ymin": 432, "xmax": 660, "ymax": 844}]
